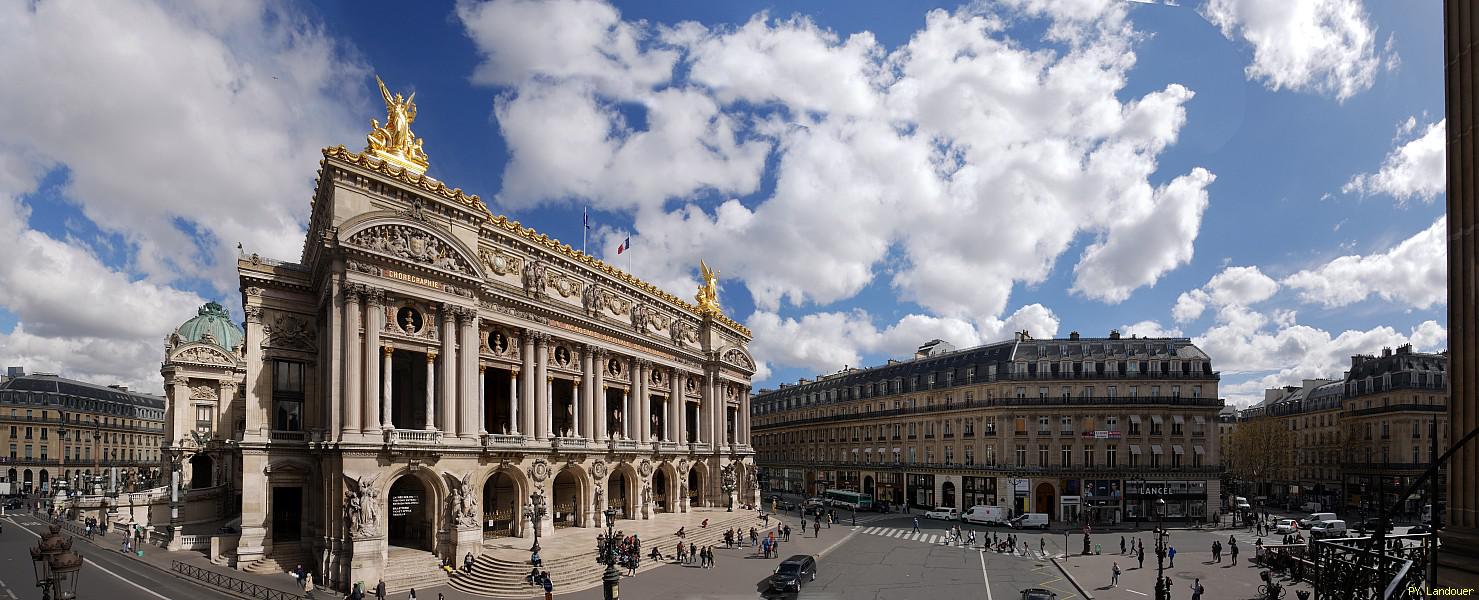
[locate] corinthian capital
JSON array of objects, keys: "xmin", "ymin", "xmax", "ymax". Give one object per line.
[
  {"xmin": 365, "ymin": 287, "xmax": 386, "ymax": 307},
  {"xmin": 243, "ymin": 305, "xmax": 263, "ymax": 324}
]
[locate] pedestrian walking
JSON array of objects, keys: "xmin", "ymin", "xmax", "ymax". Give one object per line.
[
  {"xmin": 1112, "ymin": 562, "xmax": 1121, "ymax": 587},
  {"xmin": 1190, "ymin": 578, "xmax": 1204, "ymax": 600},
  {"xmin": 784, "ymin": 524, "xmax": 792, "ymax": 541},
  {"xmin": 375, "ymin": 579, "xmax": 386, "ymax": 600},
  {"xmin": 408, "ymin": 588, "xmax": 417, "ymax": 600},
  {"xmin": 1120, "ymin": 536, "xmax": 1126, "ymax": 555},
  {"xmin": 1164, "ymin": 577, "xmax": 1174, "ymax": 600},
  {"xmin": 814, "ymin": 521, "xmax": 821, "ymax": 537},
  {"xmin": 912, "ymin": 517, "xmax": 920, "ymax": 534},
  {"xmin": 1040, "ymin": 537, "xmax": 1045, "ymax": 557},
  {"xmin": 1169, "ymin": 545, "xmax": 1176, "ymax": 567},
  {"xmin": 304, "ymin": 572, "xmax": 315, "ymax": 597},
  {"xmin": 1137, "ymin": 546, "xmax": 1145, "ymax": 569}
]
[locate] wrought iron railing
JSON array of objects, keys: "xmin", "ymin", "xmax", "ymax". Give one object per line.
[
  {"xmin": 170, "ymin": 560, "xmax": 305, "ymax": 600},
  {"xmin": 1312, "ymin": 533, "xmax": 1432, "ymax": 600}
]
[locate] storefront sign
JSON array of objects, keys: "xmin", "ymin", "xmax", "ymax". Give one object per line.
[
  {"xmin": 382, "ymin": 269, "xmax": 442, "ymax": 290},
  {"xmin": 390, "ymin": 494, "xmax": 420, "ymax": 517},
  {"xmin": 1081, "ymin": 430, "xmax": 1121, "ymax": 439}
]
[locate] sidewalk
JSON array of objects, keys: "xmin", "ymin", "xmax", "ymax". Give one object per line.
[{"xmin": 27, "ymin": 515, "xmax": 309, "ymax": 600}]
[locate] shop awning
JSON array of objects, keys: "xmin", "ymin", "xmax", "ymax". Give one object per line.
[
  {"xmin": 1172, "ymin": 415, "xmax": 1185, "ymax": 425},
  {"xmin": 1193, "ymin": 416, "xmax": 1206, "ymax": 425},
  {"xmin": 1172, "ymin": 445, "xmax": 1185, "ymax": 455},
  {"xmin": 1129, "ymin": 415, "xmax": 1142, "ymax": 424},
  {"xmin": 1151, "ymin": 445, "xmax": 1164, "ymax": 455},
  {"xmin": 1130, "ymin": 445, "xmax": 1143, "ymax": 455},
  {"xmin": 1151, "ymin": 415, "xmax": 1164, "ymax": 425},
  {"xmin": 1193, "ymin": 446, "xmax": 1205, "ymax": 456}
]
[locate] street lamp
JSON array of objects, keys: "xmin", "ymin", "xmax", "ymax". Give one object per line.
[
  {"xmin": 524, "ymin": 489, "xmax": 547, "ymax": 557},
  {"xmin": 597, "ymin": 507, "xmax": 620, "ymax": 600},
  {"xmin": 29, "ymin": 524, "xmax": 84, "ymax": 600},
  {"xmin": 1153, "ymin": 501, "xmax": 1168, "ymax": 600}
]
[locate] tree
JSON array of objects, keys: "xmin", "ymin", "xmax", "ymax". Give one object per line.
[{"xmin": 1227, "ymin": 417, "xmax": 1293, "ymax": 507}]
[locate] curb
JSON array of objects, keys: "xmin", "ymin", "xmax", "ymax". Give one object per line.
[{"xmin": 1049, "ymin": 556, "xmax": 1095, "ymax": 600}]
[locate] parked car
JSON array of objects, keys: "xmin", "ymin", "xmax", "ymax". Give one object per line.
[
  {"xmin": 924, "ymin": 507, "xmax": 960, "ymax": 520},
  {"xmin": 770, "ymin": 554, "xmax": 818, "ymax": 592},
  {"xmin": 1275, "ymin": 519, "xmax": 1299, "ymax": 534},
  {"xmin": 1310, "ymin": 519, "xmax": 1347, "ymax": 538},
  {"xmin": 1021, "ymin": 588, "xmax": 1059, "ymax": 600},
  {"xmin": 1010, "ymin": 513, "xmax": 1050, "ymax": 530},
  {"xmin": 963, "ymin": 505, "xmax": 1011, "ymax": 526},
  {"xmin": 774, "ymin": 499, "xmax": 798, "ymax": 512},
  {"xmin": 1407, "ymin": 524, "xmax": 1433, "ymax": 535},
  {"xmin": 1299, "ymin": 512, "xmax": 1338, "ymax": 528},
  {"xmin": 803, "ymin": 497, "xmax": 827, "ymax": 509}
]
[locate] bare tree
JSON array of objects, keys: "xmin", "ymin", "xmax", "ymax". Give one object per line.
[{"xmin": 1228, "ymin": 417, "xmax": 1293, "ymax": 508}]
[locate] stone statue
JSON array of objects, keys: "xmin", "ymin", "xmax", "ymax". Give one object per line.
[
  {"xmin": 344, "ymin": 474, "xmax": 381, "ymax": 537},
  {"xmin": 446, "ymin": 472, "xmax": 479, "ymax": 529},
  {"xmin": 593, "ymin": 483, "xmax": 604, "ymax": 509},
  {"xmin": 720, "ymin": 464, "xmax": 737, "ymax": 492},
  {"xmin": 696, "ymin": 260, "xmax": 721, "ymax": 316},
  {"xmin": 366, "ymin": 75, "xmax": 429, "ymax": 172}
]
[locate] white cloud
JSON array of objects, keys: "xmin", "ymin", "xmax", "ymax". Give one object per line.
[
  {"xmin": 1121, "ymin": 320, "xmax": 1184, "ymax": 338},
  {"xmin": 1201, "ymin": 0, "xmax": 1390, "ymax": 102},
  {"xmin": 745, "ymin": 304, "xmax": 1059, "ymax": 382},
  {"xmin": 463, "ymin": 0, "xmax": 1213, "ymax": 336},
  {"xmin": 1281, "ymin": 217, "xmax": 1447, "ymax": 309},
  {"xmin": 1171, "ymin": 265, "xmax": 1278, "ymax": 323},
  {"xmin": 0, "ymin": 0, "xmax": 367, "ymax": 392},
  {"xmin": 1343, "ymin": 118, "xmax": 1446, "ymax": 204}
]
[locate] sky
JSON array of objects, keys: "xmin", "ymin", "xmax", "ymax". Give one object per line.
[{"xmin": 0, "ymin": 0, "xmax": 1449, "ymax": 407}]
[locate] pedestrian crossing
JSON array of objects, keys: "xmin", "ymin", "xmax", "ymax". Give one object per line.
[{"xmin": 861, "ymin": 525, "xmax": 952, "ymax": 545}]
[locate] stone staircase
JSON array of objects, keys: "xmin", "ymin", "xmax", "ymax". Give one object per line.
[
  {"xmin": 383, "ymin": 547, "xmax": 452, "ymax": 594},
  {"xmin": 243, "ymin": 547, "xmax": 309, "ymax": 576},
  {"xmin": 449, "ymin": 517, "xmax": 773, "ymax": 598}
]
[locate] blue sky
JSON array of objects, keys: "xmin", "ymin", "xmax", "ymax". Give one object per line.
[{"xmin": 0, "ymin": 0, "xmax": 1449, "ymax": 406}]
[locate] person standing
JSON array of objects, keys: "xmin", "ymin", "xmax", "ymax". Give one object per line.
[
  {"xmin": 1190, "ymin": 578, "xmax": 1204, "ymax": 600},
  {"xmin": 1137, "ymin": 545, "xmax": 1145, "ymax": 569},
  {"xmin": 1168, "ymin": 545, "xmax": 1176, "ymax": 567},
  {"xmin": 407, "ymin": 588, "xmax": 417, "ymax": 600},
  {"xmin": 1230, "ymin": 539, "xmax": 1239, "ymax": 565},
  {"xmin": 1121, "ymin": 536, "xmax": 1126, "ymax": 555},
  {"xmin": 1112, "ymin": 562, "xmax": 1121, "ymax": 587},
  {"xmin": 375, "ymin": 579, "xmax": 386, "ymax": 600}
]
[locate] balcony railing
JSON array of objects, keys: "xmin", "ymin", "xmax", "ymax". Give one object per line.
[
  {"xmin": 609, "ymin": 439, "xmax": 639, "ymax": 451},
  {"xmin": 269, "ymin": 430, "xmax": 307, "ymax": 442},
  {"xmin": 388, "ymin": 429, "xmax": 441, "ymax": 444},
  {"xmin": 753, "ymin": 395, "xmax": 1223, "ymax": 431},
  {"xmin": 482, "ymin": 433, "xmax": 527, "ymax": 448},
  {"xmin": 1348, "ymin": 403, "xmax": 1446, "ymax": 417},
  {"xmin": 754, "ymin": 458, "xmax": 1224, "ymax": 476}
]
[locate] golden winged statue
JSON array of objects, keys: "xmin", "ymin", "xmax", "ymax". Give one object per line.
[
  {"xmin": 696, "ymin": 260, "xmax": 721, "ymax": 316},
  {"xmin": 366, "ymin": 75, "xmax": 429, "ymax": 173}
]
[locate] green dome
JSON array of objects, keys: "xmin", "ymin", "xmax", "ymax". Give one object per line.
[{"xmin": 176, "ymin": 302, "xmax": 244, "ymax": 349}]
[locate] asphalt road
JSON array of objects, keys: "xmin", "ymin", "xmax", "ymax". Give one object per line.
[{"xmin": 0, "ymin": 514, "xmax": 236, "ymax": 600}]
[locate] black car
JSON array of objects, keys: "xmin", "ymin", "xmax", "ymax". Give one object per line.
[
  {"xmin": 1408, "ymin": 524, "xmax": 1433, "ymax": 535},
  {"xmin": 1021, "ymin": 588, "xmax": 1059, "ymax": 600},
  {"xmin": 771, "ymin": 555, "xmax": 817, "ymax": 592},
  {"xmin": 1356, "ymin": 519, "xmax": 1393, "ymax": 535}
]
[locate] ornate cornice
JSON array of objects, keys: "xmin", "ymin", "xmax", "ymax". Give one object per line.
[{"xmin": 323, "ymin": 145, "xmax": 490, "ymax": 217}]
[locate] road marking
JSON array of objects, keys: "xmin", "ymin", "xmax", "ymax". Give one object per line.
[
  {"xmin": 1126, "ymin": 589, "xmax": 1148, "ymax": 596},
  {"xmin": 3, "ymin": 588, "xmax": 14, "ymax": 600},
  {"xmin": 7, "ymin": 518, "xmax": 173, "ymax": 600},
  {"xmin": 980, "ymin": 550, "xmax": 994, "ymax": 600}
]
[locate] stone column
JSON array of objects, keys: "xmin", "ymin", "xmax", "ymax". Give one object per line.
[
  {"xmin": 676, "ymin": 372, "xmax": 688, "ymax": 444},
  {"xmin": 546, "ymin": 376, "xmax": 555, "ymax": 438},
  {"xmin": 580, "ymin": 347, "xmax": 593, "ymax": 439},
  {"xmin": 458, "ymin": 308, "xmax": 478, "ymax": 438},
  {"xmin": 241, "ymin": 303, "xmax": 265, "ymax": 439},
  {"xmin": 534, "ymin": 334, "xmax": 549, "ymax": 440},
  {"xmin": 381, "ymin": 346, "xmax": 394, "ymax": 430},
  {"xmin": 668, "ymin": 368, "xmax": 680, "ymax": 442},
  {"xmin": 521, "ymin": 331, "xmax": 535, "ymax": 436},
  {"xmin": 478, "ymin": 364, "xmax": 487, "ymax": 435},
  {"xmin": 508, "ymin": 367, "xmax": 520, "ymax": 435},
  {"xmin": 622, "ymin": 388, "xmax": 631, "ymax": 440},
  {"xmin": 424, "ymin": 351, "xmax": 437, "ymax": 431},
  {"xmin": 593, "ymin": 350, "xmax": 607, "ymax": 442},
  {"xmin": 363, "ymin": 289, "xmax": 383, "ymax": 434},
  {"xmin": 342, "ymin": 285, "xmax": 363, "ymax": 439},
  {"xmin": 440, "ymin": 307, "xmax": 458, "ymax": 437},
  {"xmin": 633, "ymin": 361, "xmax": 647, "ymax": 444}
]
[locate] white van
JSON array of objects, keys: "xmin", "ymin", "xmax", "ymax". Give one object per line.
[
  {"xmin": 1233, "ymin": 496, "xmax": 1252, "ymax": 510},
  {"xmin": 1310, "ymin": 519, "xmax": 1347, "ymax": 538},
  {"xmin": 962, "ymin": 505, "xmax": 1011, "ymax": 526},
  {"xmin": 1010, "ymin": 513, "xmax": 1049, "ymax": 530},
  {"xmin": 924, "ymin": 507, "xmax": 960, "ymax": 521},
  {"xmin": 1300, "ymin": 512, "xmax": 1338, "ymax": 528}
]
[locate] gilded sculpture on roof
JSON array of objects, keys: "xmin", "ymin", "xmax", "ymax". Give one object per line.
[
  {"xmin": 696, "ymin": 260, "xmax": 721, "ymax": 316},
  {"xmin": 366, "ymin": 75, "xmax": 429, "ymax": 173}
]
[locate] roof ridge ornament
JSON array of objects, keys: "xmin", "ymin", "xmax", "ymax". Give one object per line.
[
  {"xmin": 696, "ymin": 260, "xmax": 721, "ymax": 317},
  {"xmin": 366, "ymin": 75, "xmax": 429, "ymax": 174}
]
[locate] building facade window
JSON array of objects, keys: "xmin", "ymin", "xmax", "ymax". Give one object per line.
[{"xmin": 273, "ymin": 360, "xmax": 305, "ymax": 431}]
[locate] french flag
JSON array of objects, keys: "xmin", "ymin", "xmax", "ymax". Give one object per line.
[{"xmin": 616, "ymin": 237, "xmax": 631, "ymax": 254}]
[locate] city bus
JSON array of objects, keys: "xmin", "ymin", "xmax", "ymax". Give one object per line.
[{"xmin": 823, "ymin": 490, "xmax": 874, "ymax": 511}]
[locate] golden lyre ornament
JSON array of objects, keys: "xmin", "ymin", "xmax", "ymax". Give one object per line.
[
  {"xmin": 696, "ymin": 260, "xmax": 721, "ymax": 316},
  {"xmin": 366, "ymin": 75, "xmax": 429, "ymax": 174}
]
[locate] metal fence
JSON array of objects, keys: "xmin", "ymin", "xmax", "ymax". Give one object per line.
[
  {"xmin": 170, "ymin": 560, "xmax": 306, "ymax": 600},
  {"xmin": 1311, "ymin": 533, "xmax": 1432, "ymax": 600}
]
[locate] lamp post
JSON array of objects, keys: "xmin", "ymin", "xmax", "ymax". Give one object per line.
[
  {"xmin": 597, "ymin": 507, "xmax": 620, "ymax": 600},
  {"xmin": 90, "ymin": 418, "xmax": 101, "ymax": 496},
  {"xmin": 525, "ymin": 489, "xmax": 547, "ymax": 556},
  {"xmin": 1153, "ymin": 500, "xmax": 1168, "ymax": 600},
  {"xmin": 30, "ymin": 524, "xmax": 84, "ymax": 600}
]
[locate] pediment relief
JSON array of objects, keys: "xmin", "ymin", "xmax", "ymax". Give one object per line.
[
  {"xmin": 345, "ymin": 223, "xmax": 475, "ymax": 276},
  {"xmin": 262, "ymin": 311, "xmax": 316, "ymax": 352},
  {"xmin": 169, "ymin": 343, "xmax": 240, "ymax": 368},
  {"xmin": 721, "ymin": 347, "xmax": 755, "ymax": 371}
]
